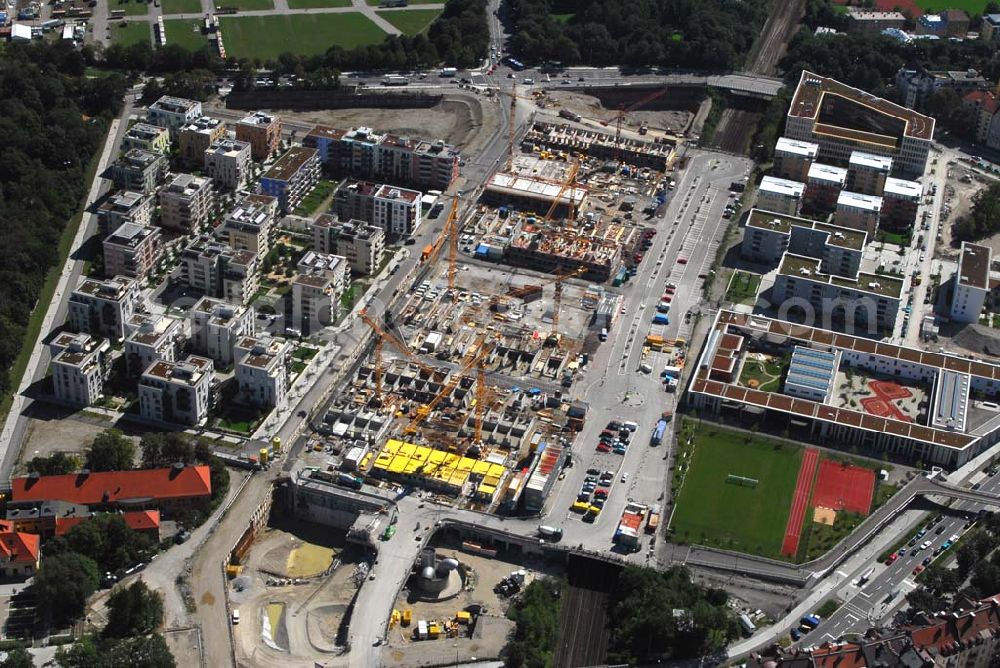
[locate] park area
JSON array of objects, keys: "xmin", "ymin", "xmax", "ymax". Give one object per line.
[
  {"xmin": 163, "ymin": 19, "xmax": 208, "ymax": 51},
  {"xmin": 670, "ymin": 421, "xmax": 883, "ymax": 562},
  {"xmin": 219, "ymin": 13, "xmax": 386, "ymax": 59},
  {"xmin": 377, "ymin": 8, "xmax": 441, "ymax": 34},
  {"xmin": 111, "ymin": 20, "xmax": 151, "ymax": 46}
]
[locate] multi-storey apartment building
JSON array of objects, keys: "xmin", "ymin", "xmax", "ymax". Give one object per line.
[
  {"xmin": 124, "ymin": 314, "xmax": 185, "ymax": 377},
  {"xmin": 259, "ymin": 146, "xmax": 320, "ymax": 214},
  {"xmin": 96, "ymin": 191, "xmax": 154, "ymax": 238},
  {"xmin": 188, "ymin": 296, "xmax": 255, "ymax": 366},
  {"xmin": 122, "ymin": 123, "xmax": 170, "ymax": 154},
  {"xmin": 146, "ymin": 96, "xmax": 203, "ymax": 137},
  {"xmin": 49, "ymin": 333, "xmax": 111, "ymax": 406},
  {"xmin": 235, "ymin": 111, "xmax": 281, "ymax": 161},
  {"xmin": 836, "ymin": 190, "xmax": 883, "ymax": 236},
  {"xmin": 312, "ymin": 215, "xmax": 385, "ymax": 276},
  {"xmin": 217, "ymin": 193, "xmax": 278, "ymax": 255},
  {"xmin": 107, "ymin": 149, "xmax": 167, "ymax": 194},
  {"xmin": 159, "ymin": 173, "xmax": 215, "ymax": 233},
  {"xmin": 177, "ymin": 117, "xmax": 226, "ymax": 166},
  {"xmin": 179, "ymin": 236, "xmax": 259, "ymax": 306},
  {"xmin": 68, "ymin": 276, "xmax": 142, "ymax": 341},
  {"xmin": 139, "ymin": 356, "xmax": 214, "ymax": 426},
  {"xmin": 102, "ymin": 222, "xmax": 161, "ymax": 283},
  {"xmin": 757, "ymin": 176, "xmax": 805, "ymax": 216},
  {"xmin": 950, "ymin": 242, "xmax": 991, "ymax": 324},
  {"xmin": 740, "ymin": 208, "xmax": 867, "ymax": 279},
  {"xmin": 772, "ymin": 136, "xmax": 819, "ymax": 181},
  {"xmin": 847, "ymin": 150, "xmax": 893, "ymax": 196},
  {"xmin": 204, "ymin": 138, "xmax": 251, "ymax": 191},
  {"xmin": 803, "ymin": 163, "xmax": 848, "ymax": 213},
  {"xmin": 234, "ymin": 336, "xmax": 291, "ymax": 407},
  {"xmin": 292, "ymin": 251, "xmax": 349, "ymax": 334}
]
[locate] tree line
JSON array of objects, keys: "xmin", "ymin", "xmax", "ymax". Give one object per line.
[
  {"xmin": 506, "ymin": 0, "xmax": 769, "ymax": 70},
  {"xmin": 0, "ymin": 42, "xmax": 127, "ymax": 405}
]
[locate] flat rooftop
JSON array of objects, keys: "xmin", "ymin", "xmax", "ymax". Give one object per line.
[
  {"xmin": 789, "ymin": 70, "xmax": 935, "ymax": 141},
  {"xmin": 759, "ymin": 176, "xmax": 805, "ymax": 198},
  {"xmin": 487, "ymin": 172, "xmax": 587, "ymax": 206},
  {"xmin": 775, "ymin": 136, "xmax": 819, "ymax": 158},
  {"xmin": 808, "ymin": 162, "xmax": 848, "ymax": 184},
  {"xmin": 849, "ymin": 150, "xmax": 893, "ymax": 172},
  {"xmin": 746, "ymin": 208, "xmax": 866, "ymax": 250},
  {"xmin": 837, "ymin": 190, "xmax": 883, "ymax": 212},
  {"xmin": 374, "ymin": 184, "xmax": 421, "ymax": 204},
  {"xmin": 689, "ymin": 311, "xmax": 1000, "ymax": 452},
  {"xmin": 779, "ymin": 253, "xmax": 902, "ymax": 298},
  {"xmin": 958, "ymin": 242, "xmax": 991, "ymax": 289},
  {"xmin": 884, "ymin": 177, "xmax": 922, "ymax": 199},
  {"xmin": 305, "ymin": 125, "xmax": 347, "ymax": 141},
  {"xmin": 263, "ymin": 146, "xmax": 318, "ymax": 182}
]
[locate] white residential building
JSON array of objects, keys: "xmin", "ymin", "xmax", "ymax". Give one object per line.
[
  {"xmin": 373, "ymin": 184, "xmax": 422, "ymax": 236},
  {"xmin": 124, "ymin": 315, "xmax": 185, "ymax": 376},
  {"xmin": 292, "ymin": 251, "xmax": 349, "ymax": 334},
  {"xmin": 235, "ymin": 336, "xmax": 292, "ymax": 408},
  {"xmin": 68, "ymin": 276, "xmax": 142, "ymax": 341},
  {"xmin": 147, "ymin": 96, "xmax": 203, "ymax": 137},
  {"xmin": 179, "ymin": 236, "xmax": 259, "ymax": 306},
  {"xmin": 49, "ymin": 333, "xmax": 111, "ymax": 406},
  {"xmin": 950, "ymin": 242, "xmax": 992, "ymax": 323},
  {"xmin": 96, "ymin": 191, "xmax": 154, "ymax": 238},
  {"xmin": 188, "ymin": 296, "xmax": 255, "ymax": 366},
  {"xmin": 139, "ymin": 356, "xmax": 214, "ymax": 426},
  {"xmin": 757, "ymin": 176, "xmax": 805, "ymax": 216},
  {"xmin": 204, "ymin": 138, "xmax": 251, "ymax": 190},
  {"xmin": 836, "ymin": 190, "xmax": 883, "ymax": 236}
]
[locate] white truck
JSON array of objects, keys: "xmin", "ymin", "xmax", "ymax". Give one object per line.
[
  {"xmin": 382, "ymin": 75, "xmax": 409, "ymax": 86},
  {"xmin": 439, "ymin": 67, "xmax": 457, "ymax": 77}
]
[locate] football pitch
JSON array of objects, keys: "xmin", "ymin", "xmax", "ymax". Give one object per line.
[
  {"xmin": 219, "ymin": 13, "xmax": 386, "ymax": 59},
  {"xmin": 670, "ymin": 424, "xmax": 802, "ymax": 559}
]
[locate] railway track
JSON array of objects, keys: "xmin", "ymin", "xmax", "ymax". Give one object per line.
[{"xmin": 552, "ymin": 556, "xmax": 620, "ymax": 668}]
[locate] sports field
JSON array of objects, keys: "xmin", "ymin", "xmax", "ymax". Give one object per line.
[
  {"xmin": 160, "ymin": 0, "xmax": 202, "ymax": 14},
  {"xmin": 377, "ymin": 8, "xmax": 441, "ymax": 34},
  {"xmin": 112, "ymin": 0, "xmax": 149, "ymax": 16},
  {"xmin": 670, "ymin": 426, "xmax": 802, "ymax": 559},
  {"xmin": 219, "ymin": 13, "xmax": 386, "ymax": 59}
]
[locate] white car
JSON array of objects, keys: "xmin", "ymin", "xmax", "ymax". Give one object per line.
[
  {"xmin": 621, "ymin": 472, "xmax": 630, "ymax": 482},
  {"xmin": 232, "ymin": 609, "xmax": 240, "ymax": 625},
  {"xmin": 920, "ymin": 540, "xmax": 932, "ymax": 550}
]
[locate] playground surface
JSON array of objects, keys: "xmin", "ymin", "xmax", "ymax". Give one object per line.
[{"xmin": 780, "ymin": 447, "xmax": 819, "ymax": 557}]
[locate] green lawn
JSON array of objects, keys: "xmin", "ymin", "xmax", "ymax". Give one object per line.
[
  {"xmin": 670, "ymin": 423, "xmax": 803, "ymax": 559},
  {"xmin": 163, "ymin": 19, "xmax": 208, "ymax": 51},
  {"xmin": 219, "ymin": 13, "xmax": 385, "ymax": 59},
  {"xmin": 289, "ymin": 0, "xmax": 350, "ymax": 7},
  {"xmin": 112, "ymin": 0, "xmax": 149, "ymax": 15},
  {"xmin": 724, "ymin": 270, "xmax": 761, "ymax": 305},
  {"xmin": 377, "ymin": 8, "xmax": 440, "ymax": 34},
  {"xmin": 917, "ymin": 0, "xmax": 989, "ymax": 10},
  {"xmin": 293, "ymin": 179, "xmax": 336, "ymax": 216},
  {"xmin": 221, "ymin": 0, "xmax": 275, "ymax": 9},
  {"xmin": 111, "ymin": 21, "xmax": 151, "ymax": 47},
  {"xmin": 738, "ymin": 356, "xmax": 786, "ymax": 393},
  {"xmin": 161, "ymin": 0, "xmax": 203, "ymax": 14}
]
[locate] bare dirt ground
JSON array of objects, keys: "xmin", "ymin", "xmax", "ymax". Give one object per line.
[
  {"xmin": 163, "ymin": 627, "xmax": 203, "ymax": 667},
  {"xmin": 543, "ymin": 90, "xmax": 693, "ymax": 135},
  {"xmin": 383, "ymin": 535, "xmax": 557, "ymax": 667},
  {"xmin": 17, "ymin": 412, "xmax": 142, "ymax": 473},
  {"xmin": 266, "ymin": 93, "xmax": 496, "ymax": 155}
]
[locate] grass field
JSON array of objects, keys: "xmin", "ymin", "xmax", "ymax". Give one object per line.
[
  {"xmin": 223, "ymin": 0, "xmax": 275, "ymax": 9},
  {"xmin": 219, "ymin": 13, "xmax": 385, "ymax": 59},
  {"xmin": 111, "ymin": 21, "xmax": 151, "ymax": 46},
  {"xmin": 288, "ymin": 0, "xmax": 350, "ymax": 7},
  {"xmin": 670, "ymin": 423, "xmax": 802, "ymax": 559},
  {"xmin": 377, "ymin": 8, "xmax": 441, "ymax": 34},
  {"xmin": 163, "ymin": 19, "xmax": 208, "ymax": 51},
  {"xmin": 161, "ymin": 0, "xmax": 203, "ymax": 14},
  {"xmin": 112, "ymin": 0, "xmax": 149, "ymax": 15},
  {"xmin": 365, "ymin": 0, "xmax": 444, "ymax": 4}
]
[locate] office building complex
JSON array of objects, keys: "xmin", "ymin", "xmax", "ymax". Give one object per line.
[
  {"xmin": 259, "ymin": 146, "xmax": 320, "ymax": 214},
  {"xmin": 785, "ymin": 70, "xmax": 934, "ymax": 177}
]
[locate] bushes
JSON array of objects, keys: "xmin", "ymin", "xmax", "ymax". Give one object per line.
[{"xmin": 505, "ymin": 577, "xmax": 564, "ymax": 667}]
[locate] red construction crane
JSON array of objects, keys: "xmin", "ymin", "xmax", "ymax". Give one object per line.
[{"xmin": 602, "ymin": 87, "xmax": 668, "ymax": 162}]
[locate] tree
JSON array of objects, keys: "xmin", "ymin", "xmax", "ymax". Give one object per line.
[
  {"xmin": 55, "ymin": 637, "xmax": 101, "ymax": 668},
  {"xmin": 104, "ymin": 582, "xmax": 164, "ymax": 638},
  {"xmin": 103, "ymin": 635, "xmax": 175, "ymax": 668},
  {"xmin": 26, "ymin": 451, "xmax": 80, "ymax": 475},
  {"xmin": 0, "ymin": 648, "xmax": 33, "ymax": 668},
  {"xmin": 35, "ymin": 552, "xmax": 99, "ymax": 625},
  {"xmin": 139, "ymin": 432, "xmax": 194, "ymax": 469},
  {"xmin": 87, "ymin": 429, "xmax": 135, "ymax": 472}
]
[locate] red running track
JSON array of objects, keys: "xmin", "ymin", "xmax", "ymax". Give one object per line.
[
  {"xmin": 781, "ymin": 447, "xmax": 819, "ymax": 558},
  {"xmin": 812, "ymin": 459, "xmax": 876, "ymax": 515}
]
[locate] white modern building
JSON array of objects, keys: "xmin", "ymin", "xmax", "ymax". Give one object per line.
[
  {"xmin": 179, "ymin": 236, "xmax": 259, "ymax": 306},
  {"xmin": 49, "ymin": 333, "xmax": 111, "ymax": 406},
  {"xmin": 68, "ymin": 276, "xmax": 142, "ymax": 341},
  {"xmin": 159, "ymin": 173, "xmax": 215, "ymax": 233},
  {"xmin": 950, "ymin": 242, "xmax": 992, "ymax": 323},
  {"xmin": 124, "ymin": 314, "xmax": 185, "ymax": 377},
  {"xmin": 188, "ymin": 296, "xmax": 255, "ymax": 367},
  {"xmin": 373, "ymin": 184, "xmax": 422, "ymax": 237},
  {"xmin": 235, "ymin": 336, "xmax": 292, "ymax": 408},
  {"xmin": 139, "ymin": 356, "xmax": 215, "ymax": 426},
  {"xmin": 147, "ymin": 96, "xmax": 203, "ymax": 137},
  {"xmin": 292, "ymin": 251, "xmax": 350, "ymax": 334},
  {"xmin": 204, "ymin": 138, "xmax": 252, "ymax": 191},
  {"xmin": 757, "ymin": 176, "xmax": 805, "ymax": 216}
]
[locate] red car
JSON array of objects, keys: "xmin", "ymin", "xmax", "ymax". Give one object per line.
[
  {"xmin": 596, "ymin": 444, "xmax": 611, "ymax": 453},
  {"xmin": 885, "ymin": 553, "xmax": 898, "ymax": 566},
  {"xmin": 913, "ymin": 565, "xmax": 925, "ymax": 575},
  {"xmin": 664, "ymin": 287, "xmax": 675, "ymax": 294},
  {"xmin": 594, "ymin": 488, "xmax": 609, "ymax": 498},
  {"xmin": 678, "ymin": 258, "xmax": 688, "ymax": 264},
  {"xmin": 661, "ymin": 296, "xmax": 672, "ymax": 303}
]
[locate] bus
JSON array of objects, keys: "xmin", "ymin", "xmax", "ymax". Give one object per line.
[{"xmin": 504, "ymin": 57, "xmax": 526, "ymax": 71}]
